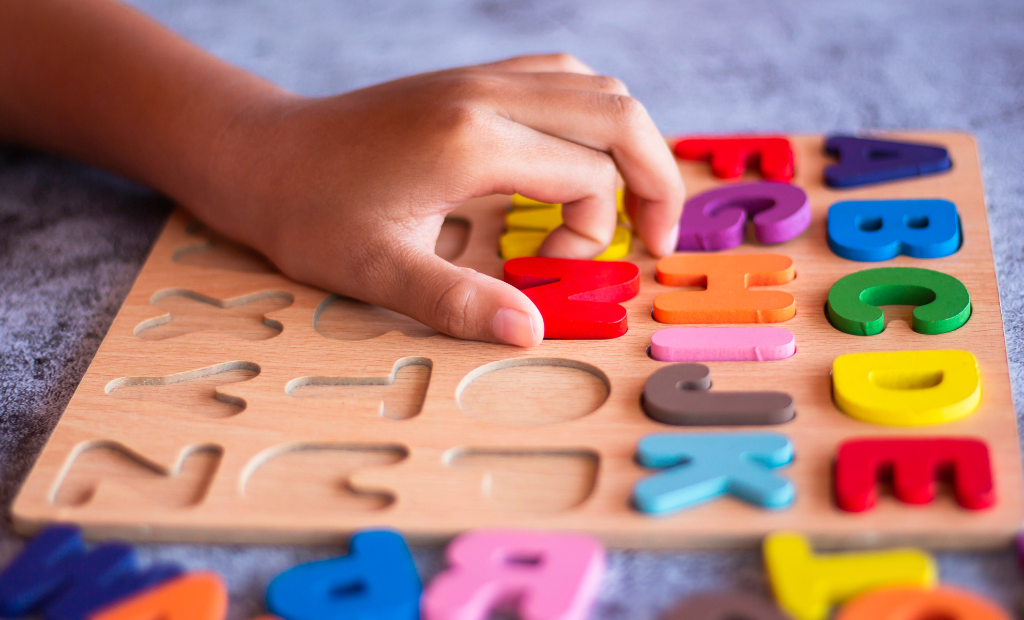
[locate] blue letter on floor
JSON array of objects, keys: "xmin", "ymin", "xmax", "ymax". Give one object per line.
[
  {"xmin": 827, "ymin": 199, "xmax": 960, "ymax": 262},
  {"xmin": 0, "ymin": 524, "xmax": 181, "ymax": 620},
  {"xmin": 267, "ymin": 529, "xmax": 421, "ymax": 620},
  {"xmin": 633, "ymin": 432, "xmax": 795, "ymax": 515}
]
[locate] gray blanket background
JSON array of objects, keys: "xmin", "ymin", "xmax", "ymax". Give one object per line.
[{"xmin": 1, "ymin": 0, "xmax": 1023, "ymax": 616}]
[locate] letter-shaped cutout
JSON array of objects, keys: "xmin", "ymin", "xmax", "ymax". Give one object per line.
[
  {"xmin": 834, "ymin": 587, "xmax": 1010, "ymax": 620},
  {"xmin": 501, "ymin": 192, "xmax": 631, "ymax": 261},
  {"xmin": 504, "ymin": 257, "xmax": 640, "ymax": 339},
  {"xmin": 90, "ymin": 572, "xmax": 227, "ymax": 620},
  {"xmin": 664, "ymin": 592, "xmax": 789, "ymax": 620},
  {"xmin": 633, "ymin": 433, "xmax": 794, "ymax": 514},
  {"xmin": 834, "ymin": 437, "xmax": 994, "ymax": 511},
  {"xmin": 824, "ymin": 135, "xmax": 952, "ymax": 188},
  {"xmin": 649, "ymin": 327, "xmax": 795, "ymax": 362},
  {"xmin": 642, "ymin": 364, "xmax": 794, "ymax": 426},
  {"xmin": 654, "ymin": 254, "xmax": 795, "ymax": 324},
  {"xmin": 826, "ymin": 267, "xmax": 970, "ymax": 336},
  {"xmin": 827, "ymin": 199, "xmax": 960, "ymax": 262},
  {"xmin": 832, "ymin": 350, "xmax": 980, "ymax": 426},
  {"xmin": 764, "ymin": 531, "xmax": 936, "ymax": 620},
  {"xmin": 676, "ymin": 182, "xmax": 810, "ymax": 251},
  {"xmin": 0, "ymin": 525, "xmax": 182, "ymax": 620},
  {"xmin": 267, "ymin": 530, "xmax": 421, "ymax": 620},
  {"xmin": 673, "ymin": 135, "xmax": 794, "ymax": 182},
  {"xmin": 421, "ymin": 529, "xmax": 606, "ymax": 620}
]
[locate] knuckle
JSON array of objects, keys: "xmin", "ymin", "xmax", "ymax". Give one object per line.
[
  {"xmin": 548, "ymin": 52, "xmax": 582, "ymax": 70},
  {"xmin": 608, "ymin": 94, "xmax": 646, "ymax": 129},
  {"xmin": 592, "ymin": 75, "xmax": 627, "ymax": 94}
]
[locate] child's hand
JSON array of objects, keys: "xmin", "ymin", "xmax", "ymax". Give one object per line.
[
  {"xmin": 202, "ymin": 54, "xmax": 684, "ymax": 346},
  {"xmin": 0, "ymin": 0, "xmax": 683, "ymax": 347}
]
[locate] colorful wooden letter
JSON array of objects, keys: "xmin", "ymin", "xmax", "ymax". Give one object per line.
[
  {"xmin": 633, "ymin": 433, "xmax": 794, "ymax": 514},
  {"xmin": 826, "ymin": 267, "xmax": 970, "ymax": 335},
  {"xmin": 641, "ymin": 364, "xmax": 794, "ymax": 426},
  {"xmin": 501, "ymin": 192, "xmax": 631, "ymax": 261},
  {"xmin": 0, "ymin": 525, "xmax": 181, "ymax": 620},
  {"xmin": 824, "ymin": 135, "xmax": 952, "ymax": 188},
  {"xmin": 266, "ymin": 530, "xmax": 421, "ymax": 620},
  {"xmin": 649, "ymin": 327, "xmax": 795, "ymax": 362},
  {"xmin": 832, "ymin": 350, "xmax": 981, "ymax": 426},
  {"xmin": 764, "ymin": 531, "xmax": 936, "ymax": 620},
  {"xmin": 834, "ymin": 437, "xmax": 994, "ymax": 511},
  {"xmin": 827, "ymin": 199, "xmax": 960, "ymax": 262},
  {"xmin": 89, "ymin": 572, "xmax": 227, "ymax": 620},
  {"xmin": 676, "ymin": 182, "xmax": 810, "ymax": 251},
  {"xmin": 834, "ymin": 587, "xmax": 1010, "ymax": 620},
  {"xmin": 673, "ymin": 135, "xmax": 795, "ymax": 182},
  {"xmin": 654, "ymin": 254, "xmax": 795, "ymax": 324},
  {"xmin": 664, "ymin": 592, "xmax": 789, "ymax": 620},
  {"xmin": 504, "ymin": 257, "xmax": 640, "ymax": 339},
  {"xmin": 421, "ymin": 529, "xmax": 606, "ymax": 620}
]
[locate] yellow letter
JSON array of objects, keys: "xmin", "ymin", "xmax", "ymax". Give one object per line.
[
  {"xmin": 832, "ymin": 350, "xmax": 980, "ymax": 426},
  {"xmin": 764, "ymin": 532, "xmax": 936, "ymax": 620}
]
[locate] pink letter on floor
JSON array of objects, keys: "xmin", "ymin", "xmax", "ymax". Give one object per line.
[
  {"xmin": 649, "ymin": 327, "xmax": 796, "ymax": 362},
  {"xmin": 421, "ymin": 529, "xmax": 606, "ymax": 620}
]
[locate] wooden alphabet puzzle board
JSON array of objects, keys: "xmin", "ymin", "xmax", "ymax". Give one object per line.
[{"xmin": 12, "ymin": 132, "xmax": 1023, "ymax": 548}]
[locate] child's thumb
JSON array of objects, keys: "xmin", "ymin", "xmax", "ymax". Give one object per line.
[{"xmin": 382, "ymin": 250, "xmax": 544, "ymax": 347}]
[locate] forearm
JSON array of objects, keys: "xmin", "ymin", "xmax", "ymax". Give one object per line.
[{"xmin": 0, "ymin": 0, "xmax": 289, "ymax": 214}]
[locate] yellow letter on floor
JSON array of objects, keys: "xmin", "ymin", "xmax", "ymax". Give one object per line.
[{"xmin": 764, "ymin": 532, "xmax": 936, "ymax": 620}]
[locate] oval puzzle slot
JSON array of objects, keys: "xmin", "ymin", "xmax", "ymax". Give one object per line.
[
  {"xmin": 457, "ymin": 358, "xmax": 610, "ymax": 426},
  {"xmin": 445, "ymin": 448, "xmax": 599, "ymax": 513}
]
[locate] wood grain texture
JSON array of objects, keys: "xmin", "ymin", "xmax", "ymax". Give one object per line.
[{"xmin": 11, "ymin": 132, "xmax": 1021, "ymax": 548}]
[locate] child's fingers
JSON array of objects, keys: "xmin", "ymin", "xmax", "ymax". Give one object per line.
[
  {"xmin": 478, "ymin": 116, "xmax": 620, "ymax": 258},
  {"xmin": 380, "ymin": 249, "xmax": 544, "ymax": 347},
  {"xmin": 491, "ymin": 88, "xmax": 684, "ymax": 257},
  {"xmin": 482, "ymin": 70, "xmax": 630, "ymax": 96},
  {"xmin": 473, "ymin": 53, "xmax": 597, "ymax": 75}
]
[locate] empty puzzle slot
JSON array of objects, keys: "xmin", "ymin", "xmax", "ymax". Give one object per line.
[
  {"xmin": 435, "ymin": 216, "xmax": 471, "ymax": 262},
  {"xmin": 242, "ymin": 443, "xmax": 407, "ymax": 512},
  {"xmin": 457, "ymin": 358, "xmax": 609, "ymax": 426},
  {"xmin": 51, "ymin": 441, "xmax": 221, "ymax": 509},
  {"xmin": 314, "ymin": 295, "xmax": 437, "ymax": 341},
  {"xmin": 135, "ymin": 289, "xmax": 294, "ymax": 341},
  {"xmin": 445, "ymin": 448, "xmax": 599, "ymax": 514},
  {"xmin": 286, "ymin": 357, "xmax": 431, "ymax": 420},
  {"xmin": 105, "ymin": 361, "xmax": 260, "ymax": 418},
  {"xmin": 173, "ymin": 221, "xmax": 277, "ymax": 274}
]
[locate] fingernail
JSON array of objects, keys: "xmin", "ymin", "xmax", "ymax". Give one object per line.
[
  {"xmin": 492, "ymin": 308, "xmax": 540, "ymax": 346},
  {"xmin": 662, "ymin": 222, "xmax": 680, "ymax": 256}
]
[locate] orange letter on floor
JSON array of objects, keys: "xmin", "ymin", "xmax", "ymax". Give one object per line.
[
  {"xmin": 653, "ymin": 254, "xmax": 796, "ymax": 324},
  {"xmin": 835, "ymin": 586, "xmax": 1009, "ymax": 620},
  {"xmin": 90, "ymin": 572, "xmax": 227, "ymax": 620}
]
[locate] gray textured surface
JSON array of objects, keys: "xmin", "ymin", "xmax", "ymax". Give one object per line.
[{"xmin": 1, "ymin": 0, "xmax": 1023, "ymax": 615}]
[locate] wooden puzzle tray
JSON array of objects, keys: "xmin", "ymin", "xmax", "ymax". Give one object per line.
[{"xmin": 12, "ymin": 132, "xmax": 1022, "ymax": 548}]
